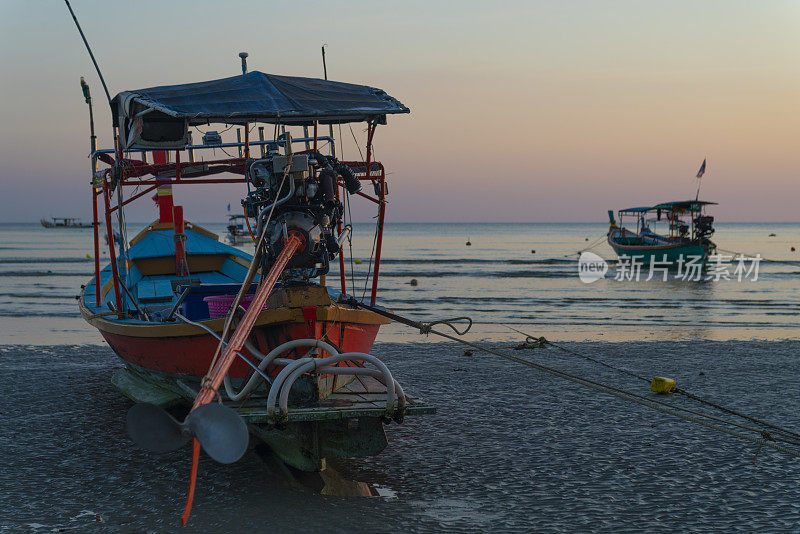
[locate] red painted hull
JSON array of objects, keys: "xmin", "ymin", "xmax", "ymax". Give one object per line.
[{"xmin": 101, "ymin": 320, "xmax": 380, "ymax": 380}]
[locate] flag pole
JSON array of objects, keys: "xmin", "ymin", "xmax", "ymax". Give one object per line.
[{"xmin": 694, "ymin": 158, "xmax": 706, "ymax": 201}]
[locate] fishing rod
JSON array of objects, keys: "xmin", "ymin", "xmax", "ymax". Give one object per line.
[
  {"xmin": 65, "ymin": 0, "xmax": 133, "ymax": 315},
  {"xmin": 64, "ymin": 0, "xmax": 112, "ymax": 104}
]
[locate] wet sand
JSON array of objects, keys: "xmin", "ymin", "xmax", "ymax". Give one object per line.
[{"xmin": 1, "ymin": 340, "xmax": 799, "ymax": 532}]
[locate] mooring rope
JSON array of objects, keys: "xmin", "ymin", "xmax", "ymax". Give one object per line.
[
  {"xmin": 503, "ymin": 325, "xmax": 800, "ymax": 443},
  {"xmin": 561, "ymin": 235, "xmax": 608, "ymax": 258},
  {"xmin": 343, "ymin": 299, "xmax": 800, "ymax": 460},
  {"xmin": 714, "ymin": 246, "xmax": 800, "ymax": 266}
]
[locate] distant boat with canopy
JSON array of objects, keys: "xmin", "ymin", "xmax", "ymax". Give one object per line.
[
  {"xmin": 607, "ymin": 200, "xmax": 717, "ymax": 264},
  {"xmin": 40, "ymin": 217, "xmax": 92, "ymax": 228},
  {"xmin": 225, "ymin": 213, "xmax": 254, "ymax": 245}
]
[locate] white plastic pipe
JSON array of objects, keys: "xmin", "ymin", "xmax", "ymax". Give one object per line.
[
  {"xmin": 269, "ymin": 352, "xmax": 398, "ymax": 415},
  {"xmin": 223, "ymin": 338, "xmax": 339, "ymax": 402}
]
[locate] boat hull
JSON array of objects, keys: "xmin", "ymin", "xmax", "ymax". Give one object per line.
[
  {"xmin": 80, "ymin": 286, "xmax": 414, "ymax": 471},
  {"xmin": 607, "ymin": 231, "xmax": 714, "ymax": 264},
  {"xmin": 99, "ymin": 319, "xmax": 380, "ymax": 381},
  {"xmin": 78, "ymin": 222, "xmax": 432, "ymax": 472}
]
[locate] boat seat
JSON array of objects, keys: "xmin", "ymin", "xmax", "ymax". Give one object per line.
[{"xmin": 137, "ymin": 279, "xmax": 175, "ymax": 303}]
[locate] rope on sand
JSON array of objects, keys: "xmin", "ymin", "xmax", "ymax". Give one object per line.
[
  {"xmin": 343, "ymin": 298, "xmax": 800, "ymax": 462},
  {"xmin": 504, "ymin": 325, "xmax": 800, "ymax": 445}
]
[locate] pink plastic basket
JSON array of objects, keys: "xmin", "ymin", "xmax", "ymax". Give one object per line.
[{"xmin": 203, "ymin": 294, "xmax": 266, "ymax": 318}]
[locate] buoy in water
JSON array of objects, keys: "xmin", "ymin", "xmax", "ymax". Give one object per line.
[
  {"xmin": 466, "ymin": 240, "xmax": 471, "ymax": 246},
  {"xmin": 792, "ymin": 247, "xmax": 796, "ymax": 252},
  {"xmin": 409, "ymin": 279, "xmax": 418, "ymax": 286},
  {"xmin": 85, "ymin": 253, "xmax": 92, "ymax": 259},
  {"xmin": 769, "ymin": 233, "xmax": 777, "ymax": 237},
  {"xmin": 585, "ymin": 238, "xmax": 589, "ymax": 241},
  {"xmin": 355, "ymin": 259, "xmax": 363, "ymax": 264},
  {"xmin": 531, "ymin": 250, "xmax": 535, "ymax": 254}
]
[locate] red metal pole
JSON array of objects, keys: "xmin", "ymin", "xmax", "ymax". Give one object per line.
[
  {"xmin": 116, "ymin": 178, "xmax": 247, "ymax": 189},
  {"xmin": 313, "ymin": 121, "xmax": 318, "ymax": 152},
  {"xmin": 153, "ymin": 151, "xmax": 174, "ymax": 223},
  {"xmin": 102, "ymin": 180, "xmax": 123, "ymax": 317},
  {"xmin": 180, "ymin": 234, "xmax": 301, "ymax": 526},
  {"xmin": 174, "ymin": 206, "xmax": 188, "ymax": 277},
  {"xmin": 335, "ymin": 183, "xmax": 346, "ymax": 295},
  {"xmin": 244, "ymin": 123, "xmax": 250, "ymax": 159},
  {"xmin": 108, "ymin": 184, "xmax": 159, "ymax": 212},
  {"xmin": 193, "ymin": 234, "xmax": 302, "ymax": 408},
  {"xmin": 366, "ymin": 124, "xmax": 385, "ymax": 306},
  {"xmin": 92, "ymin": 188, "xmax": 101, "ymax": 305},
  {"xmin": 370, "ymin": 176, "xmax": 386, "ymax": 306}
]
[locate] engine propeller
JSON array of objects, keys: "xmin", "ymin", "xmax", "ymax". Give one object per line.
[{"xmin": 126, "ymin": 402, "xmax": 249, "ymax": 464}]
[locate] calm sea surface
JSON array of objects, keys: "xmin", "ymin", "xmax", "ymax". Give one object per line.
[{"xmin": 1, "ymin": 222, "xmax": 799, "ymax": 344}]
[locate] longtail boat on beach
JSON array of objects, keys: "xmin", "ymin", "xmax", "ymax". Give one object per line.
[
  {"xmin": 607, "ymin": 200, "xmax": 717, "ymax": 264},
  {"xmin": 75, "ymin": 60, "xmax": 433, "ymax": 519}
]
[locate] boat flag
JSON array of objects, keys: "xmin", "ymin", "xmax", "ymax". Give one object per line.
[
  {"xmin": 227, "ymin": 202, "xmax": 231, "ymax": 212},
  {"xmin": 696, "ymin": 158, "xmax": 706, "ymax": 179}
]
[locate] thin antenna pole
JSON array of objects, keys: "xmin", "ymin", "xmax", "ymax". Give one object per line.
[
  {"xmin": 64, "ymin": 0, "xmax": 112, "ymax": 104},
  {"xmin": 321, "ymin": 45, "xmax": 335, "ymax": 157}
]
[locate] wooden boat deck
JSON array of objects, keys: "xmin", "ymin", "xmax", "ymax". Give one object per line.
[
  {"xmin": 235, "ymin": 375, "xmax": 435, "ymax": 423},
  {"xmin": 114, "ymin": 367, "xmax": 434, "ymax": 424}
]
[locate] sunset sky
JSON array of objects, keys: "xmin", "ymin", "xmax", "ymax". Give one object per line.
[{"xmin": 0, "ymin": 1, "xmax": 797, "ymax": 222}]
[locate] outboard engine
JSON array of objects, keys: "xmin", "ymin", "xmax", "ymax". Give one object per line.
[
  {"xmin": 694, "ymin": 215, "xmax": 715, "ymax": 240},
  {"xmin": 241, "ymin": 141, "xmax": 360, "ymax": 282}
]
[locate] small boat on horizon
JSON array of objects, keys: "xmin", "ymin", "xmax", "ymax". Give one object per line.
[
  {"xmin": 40, "ymin": 217, "xmax": 92, "ymax": 228},
  {"xmin": 607, "ymin": 200, "xmax": 717, "ymax": 264},
  {"xmin": 225, "ymin": 213, "xmax": 254, "ymax": 245}
]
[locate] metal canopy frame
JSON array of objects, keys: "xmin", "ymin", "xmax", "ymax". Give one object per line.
[{"xmin": 88, "ymin": 120, "xmax": 388, "ymax": 318}]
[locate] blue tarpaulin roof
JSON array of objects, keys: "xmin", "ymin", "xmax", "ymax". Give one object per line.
[
  {"xmin": 111, "ymin": 71, "xmax": 409, "ymax": 126},
  {"xmin": 619, "ymin": 201, "xmax": 716, "ymax": 213},
  {"xmin": 618, "ymin": 206, "xmax": 654, "ymax": 213},
  {"xmin": 653, "ymin": 200, "xmax": 717, "ymax": 210}
]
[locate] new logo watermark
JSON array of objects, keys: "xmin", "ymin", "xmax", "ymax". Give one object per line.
[
  {"xmin": 577, "ymin": 253, "xmax": 761, "ymax": 283},
  {"xmin": 578, "ymin": 252, "xmax": 608, "ymax": 283}
]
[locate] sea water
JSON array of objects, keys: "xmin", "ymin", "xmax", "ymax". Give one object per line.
[{"xmin": 1, "ymin": 222, "xmax": 798, "ymax": 344}]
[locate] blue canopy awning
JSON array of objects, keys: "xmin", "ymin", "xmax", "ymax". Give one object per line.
[
  {"xmin": 619, "ymin": 201, "xmax": 716, "ymax": 214},
  {"xmin": 111, "ymin": 71, "xmax": 409, "ymax": 127},
  {"xmin": 618, "ymin": 206, "xmax": 654, "ymax": 213},
  {"xmin": 652, "ymin": 200, "xmax": 717, "ymax": 211}
]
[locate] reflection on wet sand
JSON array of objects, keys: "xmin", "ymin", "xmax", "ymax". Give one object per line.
[{"xmin": 254, "ymin": 445, "xmax": 379, "ymax": 497}]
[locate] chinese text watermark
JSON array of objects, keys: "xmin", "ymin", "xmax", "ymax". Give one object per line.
[{"xmin": 577, "ymin": 253, "xmax": 761, "ymax": 283}]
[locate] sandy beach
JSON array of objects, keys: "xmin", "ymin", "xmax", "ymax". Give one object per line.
[{"xmin": 2, "ymin": 339, "xmax": 799, "ymax": 532}]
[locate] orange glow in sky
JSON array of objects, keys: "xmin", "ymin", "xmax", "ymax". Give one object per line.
[{"xmin": 0, "ymin": 1, "xmax": 797, "ymax": 222}]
